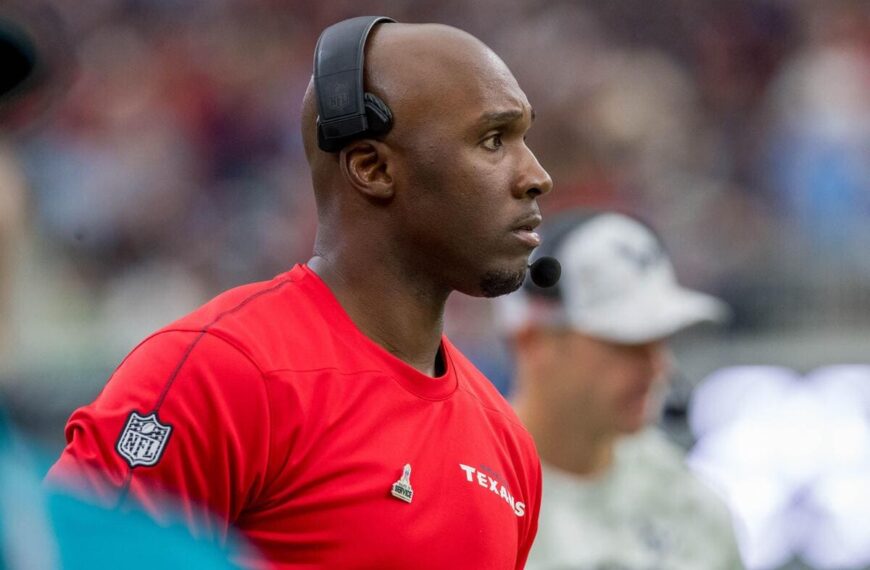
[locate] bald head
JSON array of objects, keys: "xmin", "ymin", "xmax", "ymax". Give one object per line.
[
  {"xmin": 301, "ymin": 19, "xmax": 550, "ymax": 300},
  {"xmin": 301, "ymin": 22, "xmax": 523, "ymax": 182}
]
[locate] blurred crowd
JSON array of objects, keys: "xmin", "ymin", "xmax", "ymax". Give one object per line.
[
  {"xmin": 0, "ymin": 0, "xmax": 868, "ymax": 450},
  {"xmin": 1, "ymin": 1, "xmax": 870, "ymax": 569}
]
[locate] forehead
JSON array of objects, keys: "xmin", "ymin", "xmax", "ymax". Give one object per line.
[
  {"xmin": 388, "ymin": 41, "xmax": 530, "ymax": 132},
  {"xmin": 444, "ymin": 52, "xmax": 529, "ymax": 124}
]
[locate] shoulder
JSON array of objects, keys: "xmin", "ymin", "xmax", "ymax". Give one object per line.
[
  {"xmin": 620, "ymin": 429, "xmax": 735, "ymax": 523},
  {"xmin": 139, "ymin": 265, "xmax": 340, "ymax": 374},
  {"xmin": 619, "ymin": 428, "xmax": 686, "ymax": 469},
  {"xmin": 446, "ymin": 340, "xmax": 539, "ymax": 480},
  {"xmin": 448, "ymin": 339, "xmax": 528, "ymax": 433}
]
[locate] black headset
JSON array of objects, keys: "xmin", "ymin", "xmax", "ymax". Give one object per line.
[{"xmin": 313, "ymin": 16, "xmax": 395, "ymax": 153}]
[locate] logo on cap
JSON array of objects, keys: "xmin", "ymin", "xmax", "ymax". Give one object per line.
[{"xmin": 614, "ymin": 241, "xmax": 664, "ymax": 272}]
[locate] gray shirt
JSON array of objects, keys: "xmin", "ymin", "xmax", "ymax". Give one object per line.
[{"xmin": 528, "ymin": 428, "xmax": 744, "ymax": 570}]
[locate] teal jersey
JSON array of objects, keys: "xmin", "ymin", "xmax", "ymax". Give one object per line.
[{"xmin": 0, "ymin": 414, "xmax": 244, "ymax": 569}]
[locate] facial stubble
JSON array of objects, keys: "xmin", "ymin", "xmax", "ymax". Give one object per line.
[{"xmin": 479, "ymin": 267, "xmax": 527, "ymax": 298}]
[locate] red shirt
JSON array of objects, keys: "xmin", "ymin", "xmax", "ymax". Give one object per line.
[{"xmin": 49, "ymin": 264, "xmax": 542, "ymax": 569}]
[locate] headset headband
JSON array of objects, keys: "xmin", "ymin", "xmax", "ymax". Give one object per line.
[{"xmin": 314, "ymin": 16, "xmax": 395, "ymax": 152}]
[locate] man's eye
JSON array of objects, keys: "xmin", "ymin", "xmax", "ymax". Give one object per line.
[{"xmin": 482, "ymin": 133, "xmax": 503, "ymax": 151}]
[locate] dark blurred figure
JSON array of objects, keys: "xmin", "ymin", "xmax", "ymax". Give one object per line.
[{"xmin": 0, "ymin": 1, "xmax": 74, "ymax": 130}]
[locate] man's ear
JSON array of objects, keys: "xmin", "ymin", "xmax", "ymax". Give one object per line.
[{"xmin": 339, "ymin": 140, "xmax": 394, "ymax": 200}]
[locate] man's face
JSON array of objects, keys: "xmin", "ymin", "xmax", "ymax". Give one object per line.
[
  {"xmin": 542, "ymin": 331, "xmax": 671, "ymax": 437},
  {"xmin": 386, "ymin": 52, "xmax": 553, "ymax": 298}
]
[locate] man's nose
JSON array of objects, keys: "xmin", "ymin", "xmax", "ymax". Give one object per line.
[{"xmin": 516, "ymin": 147, "xmax": 553, "ymax": 199}]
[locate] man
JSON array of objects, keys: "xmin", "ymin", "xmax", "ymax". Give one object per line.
[
  {"xmin": 0, "ymin": 8, "xmax": 245, "ymax": 569},
  {"xmin": 497, "ymin": 210, "xmax": 744, "ymax": 569},
  {"xmin": 48, "ymin": 17, "xmax": 552, "ymax": 569}
]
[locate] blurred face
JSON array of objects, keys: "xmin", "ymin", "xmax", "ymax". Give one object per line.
[
  {"xmin": 387, "ymin": 51, "xmax": 553, "ymax": 297},
  {"xmin": 538, "ymin": 330, "xmax": 671, "ymax": 437}
]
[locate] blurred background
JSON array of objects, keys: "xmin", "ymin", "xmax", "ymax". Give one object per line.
[{"xmin": 1, "ymin": 0, "xmax": 869, "ymax": 568}]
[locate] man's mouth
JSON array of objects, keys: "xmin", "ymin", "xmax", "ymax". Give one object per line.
[
  {"xmin": 511, "ymin": 214, "xmax": 543, "ymax": 247},
  {"xmin": 512, "ymin": 227, "xmax": 542, "ymax": 247}
]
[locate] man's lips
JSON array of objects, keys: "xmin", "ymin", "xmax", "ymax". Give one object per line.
[
  {"xmin": 511, "ymin": 214, "xmax": 543, "ymax": 248},
  {"xmin": 512, "ymin": 228, "xmax": 542, "ymax": 247}
]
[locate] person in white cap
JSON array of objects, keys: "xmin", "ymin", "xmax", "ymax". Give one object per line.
[{"xmin": 496, "ymin": 210, "xmax": 744, "ymax": 570}]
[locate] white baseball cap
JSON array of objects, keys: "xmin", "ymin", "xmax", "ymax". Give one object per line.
[{"xmin": 496, "ymin": 211, "xmax": 730, "ymax": 344}]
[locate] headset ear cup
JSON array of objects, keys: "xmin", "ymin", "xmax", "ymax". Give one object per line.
[
  {"xmin": 364, "ymin": 92, "xmax": 393, "ymax": 135},
  {"xmin": 316, "ymin": 116, "xmax": 341, "ymax": 152}
]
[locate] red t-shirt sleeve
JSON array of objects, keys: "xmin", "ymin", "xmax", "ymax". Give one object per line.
[
  {"xmin": 46, "ymin": 329, "xmax": 271, "ymax": 542},
  {"xmin": 516, "ymin": 456, "xmax": 543, "ymax": 569}
]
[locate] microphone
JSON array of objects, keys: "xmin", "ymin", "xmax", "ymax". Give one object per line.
[{"xmin": 528, "ymin": 256, "xmax": 561, "ymax": 288}]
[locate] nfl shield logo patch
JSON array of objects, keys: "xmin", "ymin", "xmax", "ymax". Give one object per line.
[{"xmin": 116, "ymin": 412, "xmax": 172, "ymax": 467}]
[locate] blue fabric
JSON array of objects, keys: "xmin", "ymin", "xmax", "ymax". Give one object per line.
[
  {"xmin": 0, "ymin": 413, "xmax": 243, "ymax": 569},
  {"xmin": 47, "ymin": 494, "xmax": 242, "ymax": 569}
]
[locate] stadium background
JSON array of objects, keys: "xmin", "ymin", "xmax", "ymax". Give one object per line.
[{"xmin": 1, "ymin": 1, "xmax": 869, "ymax": 568}]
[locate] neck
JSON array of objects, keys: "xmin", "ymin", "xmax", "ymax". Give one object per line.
[
  {"xmin": 514, "ymin": 393, "xmax": 617, "ymax": 478},
  {"xmin": 307, "ymin": 253, "xmax": 448, "ymax": 376}
]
